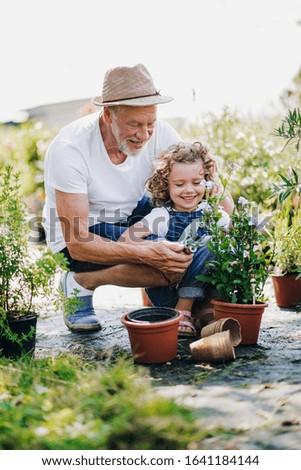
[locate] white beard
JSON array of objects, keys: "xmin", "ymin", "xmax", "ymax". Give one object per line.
[
  {"xmin": 111, "ymin": 119, "xmax": 144, "ymax": 157},
  {"xmin": 118, "ymin": 140, "xmax": 143, "ymax": 157}
]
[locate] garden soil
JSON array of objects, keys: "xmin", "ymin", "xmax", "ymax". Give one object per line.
[{"xmin": 36, "ymin": 279, "xmax": 301, "ymax": 450}]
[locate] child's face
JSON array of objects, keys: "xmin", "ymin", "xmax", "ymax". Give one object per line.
[{"xmin": 168, "ymin": 161, "xmax": 206, "ymax": 212}]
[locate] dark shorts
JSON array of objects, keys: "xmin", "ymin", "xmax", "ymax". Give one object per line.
[{"xmin": 59, "ymin": 195, "xmax": 153, "ymax": 273}]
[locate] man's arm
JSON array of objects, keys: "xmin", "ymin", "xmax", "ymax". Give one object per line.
[
  {"xmin": 118, "ymin": 221, "xmax": 152, "ymax": 244},
  {"xmin": 56, "ymin": 190, "xmax": 193, "ymax": 274}
]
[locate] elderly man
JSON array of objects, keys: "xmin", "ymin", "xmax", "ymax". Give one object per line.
[{"xmin": 43, "ymin": 64, "xmax": 193, "ymax": 332}]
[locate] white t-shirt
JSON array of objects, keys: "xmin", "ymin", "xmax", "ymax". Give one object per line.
[
  {"xmin": 42, "ymin": 112, "xmax": 180, "ymax": 253},
  {"xmin": 140, "ymin": 203, "xmax": 230, "ymax": 239}
]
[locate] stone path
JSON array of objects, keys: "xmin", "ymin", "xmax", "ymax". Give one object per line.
[{"xmin": 36, "ymin": 279, "xmax": 301, "ymax": 450}]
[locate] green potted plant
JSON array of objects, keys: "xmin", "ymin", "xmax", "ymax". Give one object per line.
[
  {"xmin": 0, "ymin": 165, "xmax": 65, "ymax": 357},
  {"xmin": 271, "ymin": 108, "xmax": 301, "ymax": 307},
  {"xmin": 196, "ymin": 196, "xmax": 272, "ymax": 345},
  {"xmin": 269, "ymin": 203, "xmax": 301, "ymax": 307}
]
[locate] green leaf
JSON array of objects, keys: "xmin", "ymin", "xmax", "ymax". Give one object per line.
[
  {"xmin": 292, "ymin": 168, "xmax": 299, "ymax": 184},
  {"xmin": 279, "ymin": 174, "xmax": 292, "ymax": 186},
  {"xmin": 195, "ymin": 275, "xmax": 212, "ymax": 283},
  {"xmin": 280, "ymin": 189, "xmax": 293, "ymax": 203}
]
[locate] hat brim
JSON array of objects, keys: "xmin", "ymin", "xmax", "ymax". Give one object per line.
[{"xmin": 91, "ymin": 94, "xmax": 173, "ymax": 107}]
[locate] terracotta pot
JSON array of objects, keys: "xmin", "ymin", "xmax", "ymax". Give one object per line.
[
  {"xmin": 201, "ymin": 317, "xmax": 242, "ymax": 346},
  {"xmin": 190, "ymin": 330, "xmax": 236, "ymax": 362},
  {"xmin": 211, "ymin": 299, "xmax": 268, "ymax": 345},
  {"xmin": 121, "ymin": 308, "xmax": 181, "ymax": 364},
  {"xmin": 141, "ymin": 288, "xmax": 152, "ymax": 306},
  {"xmin": 272, "ymin": 274, "xmax": 301, "ymax": 308},
  {"xmin": 127, "ymin": 307, "xmax": 179, "ymax": 323},
  {"xmin": 0, "ymin": 314, "xmax": 37, "ymax": 358}
]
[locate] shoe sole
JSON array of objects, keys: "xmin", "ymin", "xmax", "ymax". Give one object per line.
[
  {"xmin": 63, "ymin": 315, "xmax": 102, "ymax": 332},
  {"xmin": 61, "ymin": 272, "xmax": 102, "ymax": 332}
]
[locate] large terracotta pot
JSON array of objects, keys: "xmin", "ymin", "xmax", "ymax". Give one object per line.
[
  {"xmin": 211, "ymin": 299, "xmax": 268, "ymax": 345},
  {"xmin": 121, "ymin": 307, "xmax": 181, "ymax": 364},
  {"xmin": 271, "ymin": 274, "xmax": 301, "ymax": 308}
]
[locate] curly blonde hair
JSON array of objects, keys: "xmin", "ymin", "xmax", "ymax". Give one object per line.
[{"xmin": 146, "ymin": 141, "xmax": 218, "ymax": 207}]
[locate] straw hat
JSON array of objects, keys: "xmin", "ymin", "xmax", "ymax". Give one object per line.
[{"xmin": 92, "ymin": 63, "xmax": 173, "ymax": 107}]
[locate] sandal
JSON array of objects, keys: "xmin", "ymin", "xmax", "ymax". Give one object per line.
[{"xmin": 178, "ymin": 310, "xmax": 197, "ymax": 337}]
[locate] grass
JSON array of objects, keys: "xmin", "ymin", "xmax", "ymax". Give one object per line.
[{"xmin": 0, "ymin": 354, "xmax": 204, "ymax": 450}]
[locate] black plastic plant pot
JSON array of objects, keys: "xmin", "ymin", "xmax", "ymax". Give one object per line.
[
  {"xmin": 0, "ymin": 314, "xmax": 37, "ymax": 358},
  {"xmin": 127, "ymin": 307, "xmax": 179, "ymax": 324}
]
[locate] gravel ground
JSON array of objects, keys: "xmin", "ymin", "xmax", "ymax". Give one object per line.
[{"xmin": 36, "ymin": 278, "xmax": 301, "ymax": 450}]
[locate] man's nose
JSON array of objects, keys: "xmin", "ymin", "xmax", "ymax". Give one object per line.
[{"xmin": 136, "ymin": 126, "xmax": 151, "ymax": 141}]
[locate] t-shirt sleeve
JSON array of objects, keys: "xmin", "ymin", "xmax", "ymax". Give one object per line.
[
  {"xmin": 45, "ymin": 142, "xmax": 89, "ymax": 193},
  {"xmin": 140, "ymin": 207, "xmax": 170, "ymax": 238}
]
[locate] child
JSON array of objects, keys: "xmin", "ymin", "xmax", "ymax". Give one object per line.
[{"xmin": 119, "ymin": 141, "xmax": 232, "ymax": 336}]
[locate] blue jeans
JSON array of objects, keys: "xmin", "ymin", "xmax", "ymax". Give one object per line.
[{"xmin": 146, "ymin": 242, "xmax": 214, "ymax": 308}]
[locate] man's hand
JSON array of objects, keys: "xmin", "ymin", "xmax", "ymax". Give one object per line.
[{"xmin": 140, "ymin": 240, "xmax": 193, "ymax": 275}]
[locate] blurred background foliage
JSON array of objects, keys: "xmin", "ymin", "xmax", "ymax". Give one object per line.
[
  {"xmin": 184, "ymin": 108, "xmax": 297, "ymax": 211},
  {"xmin": 0, "ymin": 66, "xmax": 300, "ymax": 216},
  {"xmin": 0, "ymin": 122, "xmax": 55, "ymax": 215},
  {"xmin": 1, "ymin": 109, "xmax": 296, "ymax": 215}
]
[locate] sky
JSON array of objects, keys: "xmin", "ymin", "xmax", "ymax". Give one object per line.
[{"xmin": 1, "ymin": 0, "xmax": 301, "ymax": 122}]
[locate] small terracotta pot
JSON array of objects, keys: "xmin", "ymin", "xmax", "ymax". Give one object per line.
[
  {"xmin": 201, "ymin": 317, "xmax": 242, "ymax": 346},
  {"xmin": 211, "ymin": 299, "xmax": 268, "ymax": 345},
  {"xmin": 190, "ymin": 330, "xmax": 236, "ymax": 362},
  {"xmin": 121, "ymin": 308, "xmax": 181, "ymax": 364},
  {"xmin": 272, "ymin": 274, "xmax": 301, "ymax": 308}
]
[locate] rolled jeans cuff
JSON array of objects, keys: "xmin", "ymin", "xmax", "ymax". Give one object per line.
[{"xmin": 178, "ymin": 286, "xmax": 205, "ymax": 299}]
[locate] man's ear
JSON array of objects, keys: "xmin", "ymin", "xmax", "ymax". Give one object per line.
[{"xmin": 103, "ymin": 107, "xmax": 112, "ymax": 124}]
